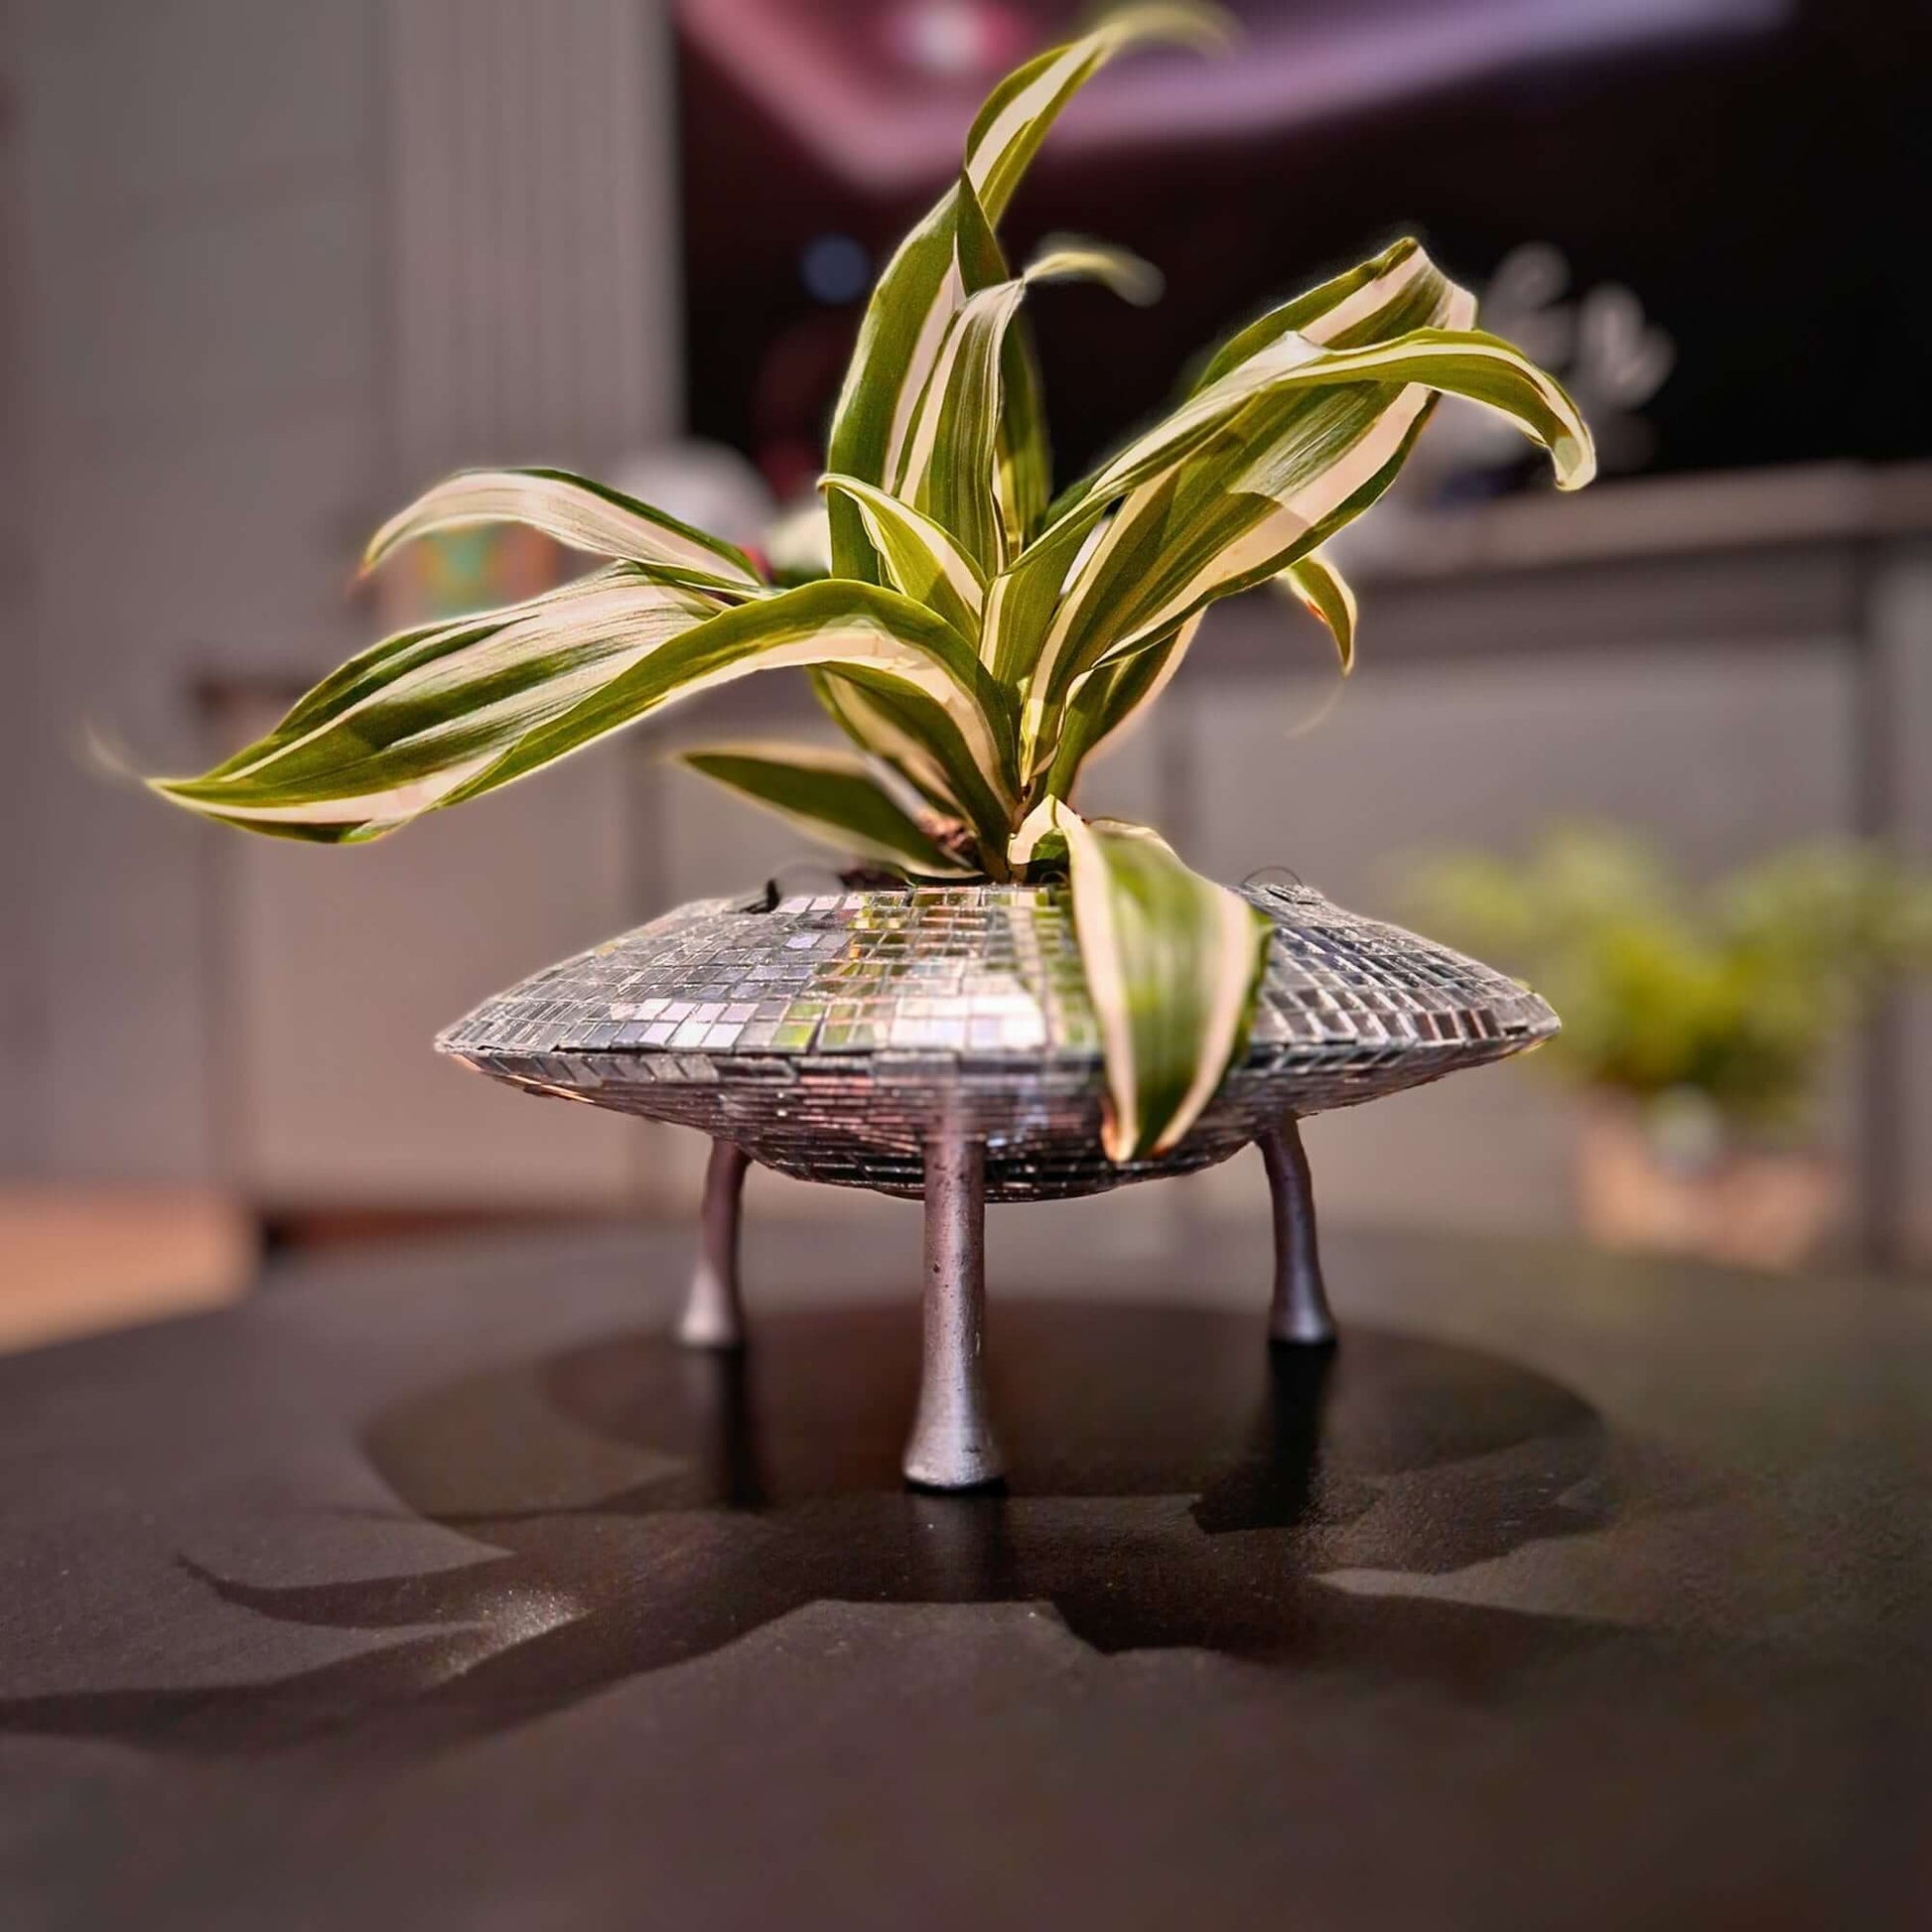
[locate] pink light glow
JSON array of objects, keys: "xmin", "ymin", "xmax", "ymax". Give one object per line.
[{"xmin": 682, "ymin": 0, "xmax": 1789, "ymax": 195}]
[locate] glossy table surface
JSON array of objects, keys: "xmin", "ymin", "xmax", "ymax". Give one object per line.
[{"xmin": 2, "ymin": 1214, "xmax": 1928, "ymax": 1930}]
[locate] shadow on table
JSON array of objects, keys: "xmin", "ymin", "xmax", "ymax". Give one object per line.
[{"xmin": 0, "ymin": 1303, "xmax": 1648, "ymax": 1755}]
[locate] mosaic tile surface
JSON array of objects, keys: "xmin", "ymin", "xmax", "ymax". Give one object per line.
[{"xmin": 439, "ymin": 882, "xmax": 1558, "ymax": 1201}]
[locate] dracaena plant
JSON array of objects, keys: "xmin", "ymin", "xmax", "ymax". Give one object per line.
[{"xmin": 150, "ymin": 5, "xmax": 1593, "ymax": 1165}]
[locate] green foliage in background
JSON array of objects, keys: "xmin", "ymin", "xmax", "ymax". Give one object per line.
[
  {"xmin": 147, "ymin": 6, "xmax": 1591, "ymax": 1165},
  {"xmin": 1408, "ymin": 826, "xmax": 1932, "ymax": 1138}
]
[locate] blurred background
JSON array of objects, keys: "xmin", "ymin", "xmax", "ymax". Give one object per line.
[{"xmin": 2, "ymin": 0, "xmax": 1929, "ymax": 1348}]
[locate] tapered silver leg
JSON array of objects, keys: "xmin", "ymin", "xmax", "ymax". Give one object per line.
[
  {"xmin": 902, "ymin": 1130, "xmax": 1004, "ymax": 1489},
  {"xmin": 678, "ymin": 1140, "xmax": 751, "ymax": 1349},
  {"xmin": 1261, "ymin": 1116, "xmax": 1336, "ymax": 1346}
]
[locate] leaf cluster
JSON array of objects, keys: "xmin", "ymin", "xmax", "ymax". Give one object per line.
[{"xmin": 149, "ymin": 7, "xmax": 1591, "ymax": 1162}]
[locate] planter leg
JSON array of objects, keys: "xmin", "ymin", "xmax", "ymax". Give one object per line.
[
  {"xmin": 1261, "ymin": 1117, "xmax": 1337, "ymax": 1347},
  {"xmin": 678, "ymin": 1140, "xmax": 751, "ymax": 1349},
  {"xmin": 902, "ymin": 1130, "xmax": 1005, "ymax": 1490}
]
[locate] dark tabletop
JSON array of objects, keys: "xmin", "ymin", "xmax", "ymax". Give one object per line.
[{"xmin": 1, "ymin": 1212, "xmax": 1928, "ymax": 1931}]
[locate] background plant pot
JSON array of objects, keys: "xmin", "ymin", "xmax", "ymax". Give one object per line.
[{"xmin": 1576, "ymin": 1094, "xmax": 1843, "ymax": 1271}]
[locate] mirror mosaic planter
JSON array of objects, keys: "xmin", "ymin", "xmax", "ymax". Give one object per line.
[{"xmin": 440, "ymin": 880, "xmax": 1557, "ymax": 1487}]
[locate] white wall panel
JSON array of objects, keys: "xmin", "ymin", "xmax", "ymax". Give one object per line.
[
  {"xmin": 386, "ymin": 0, "xmax": 679, "ymax": 478},
  {"xmin": 16, "ymin": 0, "xmax": 386, "ymax": 1178},
  {"xmin": 228, "ymin": 0, "xmax": 690, "ymax": 1207},
  {"xmin": 11, "ymin": 0, "xmax": 687, "ymax": 1196},
  {"xmin": 0, "ymin": 0, "xmax": 35, "ymax": 1172},
  {"xmin": 1875, "ymin": 550, "xmax": 1932, "ymax": 1264}
]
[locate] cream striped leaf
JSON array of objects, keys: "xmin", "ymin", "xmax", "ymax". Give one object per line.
[
  {"xmin": 987, "ymin": 235, "xmax": 1459, "ymax": 695},
  {"xmin": 363, "ymin": 467, "xmax": 763, "ymax": 587},
  {"xmin": 810, "ymin": 670, "xmax": 984, "ymax": 826},
  {"xmin": 1274, "ymin": 546, "xmax": 1357, "ymax": 672},
  {"xmin": 1043, "ymin": 236, "xmax": 1456, "ymax": 534},
  {"xmin": 1023, "ymin": 235, "xmax": 1165, "ymax": 306},
  {"xmin": 993, "ymin": 237, "xmax": 1163, "ymax": 562},
  {"xmin": 964, "ymin": 6, "xmax": 1231, "ymax": 224},
  {"xmin": 890, "ymin": 252, "xmax": 1023, "ymax": 572},
  {"xmin": 996, "ymin": 301, "xmax": 1052, "ymax": 563},
  {"xmin": 235, "ymin": 555, "xmax": 755, "ymax": 782},
  {"xmin": 1019, "ymin": 323, "xmax": 1594, "ymax": 726},
  {"xmin": 824, "ymin": 5, "xmax": 1221, "ymax": 582},
  {"xmin": 154, "ymin": 569, "xmax": 725, "ymax": 841},
  {"xmin": 156, "ymin": 578, "xmax": 1015, "ymax": 854},
  {"xmin": 440, "ymin": 581, "xmax": 1020, "ymax": 855},
  {"xmin": 1004, "ymin": 235, "xmax": 1162, "ymax": 572},
  {"xmin": 1189, "ymin": 233, "xmax": 1455, "ymax": 388},
  {"xmin": 891, "ymin": 238, "xmax": 1163, "ymax": 577},
  {"xmin": 677, "ymin": 743, "xmax": 969, "ymax": 877},
  {"xmin": 1039, "ymin": 614, "xmax": 1203, "ymax": 796},
  {"xmin": 819, "ymin": 475, "xmax": 986, "ymax": 639},
  {"xmin": 824, "ymin": 174, "xmax": 994, "ymax": 582},
  {"xmin": 1024, "ymin": 395, "xmax": 1415, "ymax": 728},
  {"xmin": 1034, "ymin": 801, "xmax": 1270, "ymax": 1161}
]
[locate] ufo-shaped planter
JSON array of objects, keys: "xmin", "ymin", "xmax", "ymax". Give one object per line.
[{"xmin": 441, "ymin": 878, "xmax": 1556, "ymax": 1488}]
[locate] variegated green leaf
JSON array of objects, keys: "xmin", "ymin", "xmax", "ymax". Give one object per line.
[
  {"xmin": 886, "ymin": 266, "xmax": 1024, "ymax": 573},
  {"xmin": 997, "ymin": 305, "xmax": 1052, "ymax": 563},
  {"xmin": 891, "ymin": 236, "xmax": 1163, "ymax": 577},
  {"xmin": 991, "ymin": 238, "xmax": 1161, "ymax": 562},
  {"xmin": 1190, "ymin": 234, "xmax": 1456, "ymax": 388},
  {"xmin": 1074, "ymin": 321, "xmax": 1593, "ymax": 566},
  {"xmin": 964, "ymin": 6, "xmax": 1231, "ymax": 223},
  {"xmin": 810, "ymin": 669, "xmax": 981, "ymax": 825},
  {"xmin": 1027, "ymin": 801, "xmax": 1269, "ymax": 1160},
  {"xmin": 824, "ymin": 5, "xmax": 1221, "ymax": 581},
  {"xmin": 1274, "ymin": 546, "xmax": 1356, "ymax": 672},
  {"xmin": 363, "ymin": 467, "xmax": 763, "ymax": 587},
  {"xmin": 677, "ymin": 743, "xmax": 968, "ymax": 877},
  {"xmin": 154, "ymin": 568, "xmax": 725, "ymax": 841},
  {"xmin": 441, "ymin": 581, "xmax": 1020, "ymax": 857},
  {"xmin": 1024, "ymin": 235, "xmax": 1165, "ymax": 306},
  {"xmin": 819, "ymin": 474, "xmax": 985, "ymax": 640},
  {"xmin": 1045, "ymin": 236, "xmax": 1458, "ymax": 532},
  {"xmin": 197, "ymin": 614, "xmax": 501, "ymax": 785},
  {"xmin": 156, "ymin": 578, "xmax": 1015, "ymax": 854},
  {"xmin": 1040, "ymin": 613, "xmax": 1202, "ymax": 796},
  {"xmin": 984, "ymin": 235, "xmax": 1456, "ymax": 695},
  {"xmin": 825, "ymin": 176, "xmax": 999, "ymax": 584},
  {"xmin": 1013, "ymin": 320, "xmax": 1594, "ymax": 735}
]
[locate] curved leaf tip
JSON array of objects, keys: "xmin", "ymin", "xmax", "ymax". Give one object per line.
[
  {"xmin": 1088, "ymin": 3, "xmax": 1238, "ymax": 59},
  {"xmin": 1552, "ymin": 428, "xmax": 1596, "ymax": 490},
  {"xmin": 1027, "ymin": 235, "xmax": 1165, "ymax": 307}
]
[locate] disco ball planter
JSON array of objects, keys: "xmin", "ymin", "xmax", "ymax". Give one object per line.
[{"xmin": 439, "ymin": 878, "xmax": 1557, "ymax": 1487}]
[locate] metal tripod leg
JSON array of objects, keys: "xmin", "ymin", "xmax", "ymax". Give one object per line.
[
  {"xmin": 1260, "ymin": 1116, "xmax": 1336, "ymax": 1346},
  {"xmin": 902, "ymin": 1128, "xmax": 1004, "ymax": 1489},
  {"xmin": 678, "ymin": 1140, "xmax": 751, "ymax": 1349}
]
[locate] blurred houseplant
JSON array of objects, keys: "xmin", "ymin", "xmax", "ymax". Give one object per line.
[
  {"xmin": 145, "ymin": 6, "xmax": 1590, "ymax": 1170},
  {"xmin": 1410, "ymin": 827, "xmax": 1932, "ymax": 1267}
]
